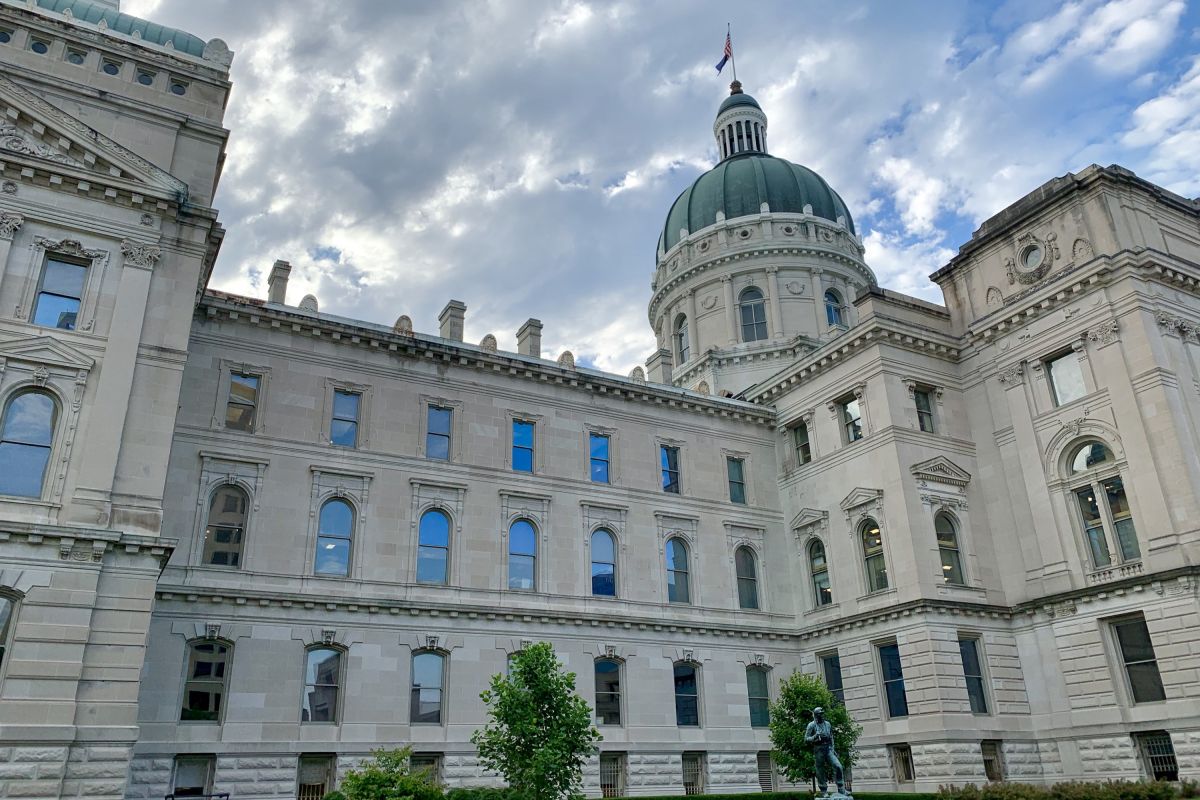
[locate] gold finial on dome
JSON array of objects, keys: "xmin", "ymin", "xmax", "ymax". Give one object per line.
[{"xmin": 729, "ymin": 80, "xmax": 743, "ymax": 95}]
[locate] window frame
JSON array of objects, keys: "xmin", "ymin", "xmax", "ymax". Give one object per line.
[
  {"xmin": 0, "ymin": 388, "xmax": 59, "ymax": 500},
  {"xmin": 819, "ymin": 651, "xmax": 845, "ymax": 706},
  {"xmin": 1065, "ymin": 440, "xmax": 1140, "ymax": 571},
  {"xmin": 981, "ymin": 740, "xmax": 1005, "ymax": 782},
  {"xmin": 590, "ymin": 432, "xmax": 612, "ymax": 484},
  {"xmin": 860, "ymin": 517, "xmax": 889, "ymax": 594},
  {"xmin": 327, "ymin": 385, "xmax": 364, "ymax": 448},
  {"xmin": 594, "ymin": 657, "xmax": 623, "ymax": 727},
  {"xmin": 599, "ymin": 752, "xmax": 627, "ymax": 798},
  {"xmin": 416, "ymin": 508, "xmax": 453, "ymax": 586},
  {"xmin": 839, "ymin": 395, "xmax": 864, "ymax": 444},
  {"xmin": 0, "ymin": 591, "xmax": 20, "ymax": 688},
  {"xmin": 660, "ymin": 443, "xmax": 681, "ymax": 494},
  {"xmin": 746, "ymin": 665, "xmax": 770, "ymax": 728},
  {"xmin": 590, "ymin": 528, "xmax": 619, "ymax": 598},
  {"xmin": 889, "ymin": 743, "xmax": 915, "ymax": 783},
  {"xmin": 180, "ymin": 638, "xmax": 232, "ymax": 724},
  {"xmin": 313, "ymin": 497, "xmax": 356, "ymax": 578},
  {"xmin": 419, "ymin": 397, "xmax": 462, "ymax": 462},
  {"xmin": 301, "ymin": 645, "xmax": 344, "ymax": 724},
  {"xmin": 410, "ymin": 649, "xmax": 448, "ymax": 725},
  {"xmin": 739, "ymin": 287, "xmax": 768, "ymax": 342},
  {"xmin": 171, "ymin": 754, "xmax": 215, "ymax": 798},
  {"xmin": 511, "ymin": 418, "xmax": 536, "ymax": 473},
  {"xmin": 792, "ymin": 421, "xmax": 813, "ymax": 466},
  {"xmin": 1045, "ymin": 348, "xmax": 1087, "ymax": 407},
  {"xmin": 201, "ymin": 483, "xmax": 250, "ymax": 569},
  {"xmin": 809, "ymin": 539, "xmax": 833, "ymax": 608},
  {"xmin": 673, "ymin": 661, "xmax": 702, "ymax": 727},
  {"xmin": 824, "ymin": 289, "xmax": 844, "ymax": 328},
  {"xmin": 957, "ymin": 634, "xmax": 990, "ymax": 715},
  {"xmin": 726, "ymin": 456, "xmax": 747, "ymax": 504},
  {"xmin": 681, "ymin": 751, "xmax": 706, "ymax": 795},
  {"xmin": 297, "ymin": 754, "xmax": 337, "ymax": 800},
  {"xmin": 1134, "ymin": 731, "xmax": 1178, "ymax": 782},
  {"xmin": 913, "ymin": 387, "xmax": 936, "ymax": 433},
  {"xmin": 674, "ymin": 314, "xmax": 691, "ymax": 364},
  {"xmin": 734, "ymin": 545, "xmax": 760, "ymax": 610},
  {"xmin": 30, "ymin": 254, "xmax": 90, "ymax": 331},
  {"xmin": 877, "ymin": 640, "xmax": 909, "ymax": 719},
  {"xmin": 665, "ymin": 536, "xmax": 692, "ymax": 605},
  {"xmin": 507, "ymin": 518, "xmax": 538, "ymax": 592},
  {"xmin": 935, "ymin": 511, "xmax": 966, "ymax": 586},
  {"xmin": 1109, "ymin": 614, "xmax": 1166, "ymax": 705}
]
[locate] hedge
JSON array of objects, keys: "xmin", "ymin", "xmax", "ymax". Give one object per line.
[
  {"xmin": 444, "ymin": 791, "xmax": 938, "ymax": 800},
  {"xmin": 440, "ymin": 784, "xmax": 1186, "ymax": 800}
]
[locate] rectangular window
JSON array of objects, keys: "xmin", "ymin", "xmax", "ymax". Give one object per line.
[
  {"xmin": 426, "ymin": 406, "xmax": 452, "ymax": 460},
  {"xmin": 171, "ymin": 755, "xmax": 214, "ymax": 798},
  {"xmin": 841, "ymin": 397, "xmax": 863, "ymax": 442},
  {"xmin": 1112, "ymin": 616, "xmax": 1166, "ymax": 704},
  {"xmin": 727, "ymin": 456, "xmax": 746, "ymax": 504},
  {"xmin": 600, "ymin": 753, "xmax": 626, "ymax": 798},
  {"xmin": 330, "ymin": 390, "xmax": 360, "ymax": 447},
  {"xmin": 756, "ymin": 752, "xmax": 775, "ymax": 792},
  {"xmin": 981, "ymin": 740, "xmax": 1004, "ymax": 782},
  {"xmin": 32, "ymin": 257, "xmax": 87, "ymax": 330},
  {"xmin": 1135, "ymin": 731, "xmax": 1178, "ymax": 781},
  {"xmin": 590, "ymin": 433, "xmax": 610, "ymax": 483},
  {"xmin": 0, "ymin": 595, "xmax": 14, "ymax": 673},
  {"xmin": 958, "ymin": 637, "xmax": 989, "ymax": 714},
  {"xmin": 225, "ymin": 372, "xmax": 259, "ymax": 432},
  {"xmin": 1046, "ymin": 351, "xmax": 1086, "ymax": 405},
  {"xmin": 410, "ymin": 754, "xmax": 443, "ymax": 783},
  {"xmin": 661, "ymin": 445, "xmax": 680, "ymax": 494},
  {"xmin": 890, "ymin": 744, "xmax": 915, "ymax": 783},
  {"xmin": 682, "ymin": 752, "xmax": 705, "ymax": 796},
  {"xmin": 297, "ymin": 755, "xmax": 335, "ymax": 800},
  {"xmin": 512, "ymin": 419, "xmax": 534, "ymax": 472},
  {"xmin": 1075, "ymin": 485, "xmax": 1112, "ymax": 568},
  {"xmin": 1104, "ymin": 477, "xmax": 1140, "ymax": 561},
  {"xmin": 878, "ymin": 642, "xmax": 909, "ymax": 718},
  {"xmin": 914, "ymin": 388, "xmax": 936, "ymax": 433},
  {"xmin": 820, "ymin": 652, "xmax": 845, "ymax": 706},
  {"xmin": 793, "ymin": 423, "xmax": 812, "ymax": 465}
]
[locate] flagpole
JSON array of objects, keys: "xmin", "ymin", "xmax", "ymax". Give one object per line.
[{"xmin": 728, "ymin": 23, "xmax": 737, "ymax": 83}]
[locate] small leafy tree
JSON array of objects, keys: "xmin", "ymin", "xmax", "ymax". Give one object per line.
[
  {"xmin": 471, "ymin": 641, "xmax": 601, "ymax": 800},
  {"xmin": 336, "ymin": 746, "xmax": 443, "ymax": 800},
  {"xmin": 768, "ymin": 671, "xmax": 862, "ymax": 786}
]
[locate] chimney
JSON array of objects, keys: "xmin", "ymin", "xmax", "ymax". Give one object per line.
[
  {"xmin": 267, "ymin": 259, "xmax": 291, "ymax": 304},
  {"xmin": 438, "ymin": 299, "xmax": 466, "ymax": 341},
  {"xmin": 645, "ymin": 348, "xmax": 673, "ymax": 384},
  {"xmin": 516, "ymin": 318, "xmax": 542, "ymax": 358}
]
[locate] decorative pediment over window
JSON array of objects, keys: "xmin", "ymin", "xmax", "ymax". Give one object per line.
[
  {"xmin": 791, "ymin": 507, "xmax": 829, "ymax": 539},
  {"xmin": 910, "ymin": 456, "xmax": 972, "ymax": 488},
  {"xmin": 0, "ymin": 336, "xmax": 94, "ymax": 372},
  {"xmin": 840, "ymin": 487, "xmax": 883, "ymax": 524}
]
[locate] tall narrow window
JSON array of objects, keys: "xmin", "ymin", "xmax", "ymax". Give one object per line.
[
  {"xmin": 878, "ymin": 642, "xmax": 909, "ymax": 718},
  {"xmin": 591, "ymin": 529, "xmax": 617, "ymax": 597},
  {"xmin": 914, "ymin": 388, "xmax": 936, "ymax": 433},
  {"xmin": 590, "ymin": 433, "xmax": 611, "ymax": 483},
  {"xmin": 682, "ymin": 752, "xmax": 705, "ymax": 794},
  {"xmin": 426, "ymin": 406, "xmax": 452, "ymax": 460},
  {"xmin": 739, "ymin": 288, "xmax": 768, "ymax": 342},
  {"xmin": 660, "ymin": 444, "xmax": 680, "ymax": 494},
  {"xmin": 727, "ymin": 456, "xmax": 746, "ymax": 504},
  {"xmin": 297, "ymin": 755, "xmax": 335, "ymax": 800},
  {"xmin": 840, "ymin": 396, "xmax": 863, "ymax": 443},
  {"xmin": 809, "ymin": 540, "xmax": 833, "ymax": 607},
  {"xmin": 330, "ymin": 390, "xmax": 360, "ymax": 447},
  {"xmin": 793, "ymin": 423, "xmax": 812, "ymax": 465},
  {"xmin": 981, "ymin": 741, "xmax": 1004, "ymax": 782},
  {"xmin": 666, "ymin": 537, "xmax": 690, "ymax": 604},
  {"xmin": 890, "ymin": 744, "xmax": 915, "ymax": 783},
  {"xmin": 746, "ymin": 666, "xmax": 770, "ymax": 727},
  {"xmin": 1135, "ymin": 731, "xmax": 1179, "ymax": 781},
  {"xmin": 594, "ymin": 658, "xmax": 622, "ymax": 725},
  {"xmin": 32, "ymin": 256, "xmax": 87, "ymax": 330},
  {"xmin": 302, "ymin": 647, "xmax": 342, "ymax": 723},
  {"xmin": 172, "ymin": 756, "xmax": 213, "ymax": 797},
  {"xmin": 512, "ymin": 419, "xmax": 534, "ymax": 472},
  {"xmin": 735, "ymin": 546, "xmax": 759, "ymax": 610},
  {"xmin": 824, "ymin": 290, "xmax": 844, "ymax": 327},
  {"xmin": 0, "ymin": 390, "xmax": 56, "ymax": 498},
  {"xmin": 1046, "ymin": 350, "xmax": 1086, "ymax": 405},
  {"xmin": 1112, "ymin": 615, "xmax": 1166, "ymax": 703},
  {"xmin": 673, "ymin": 663, "xmax": 699, "ymax": 726},
  {"xmin": 225, "ymin": 372, "xmax": 259, "ymax": 432},
  {"xmin": 314, "ymin": 499, "xmax": 353, "ymax": 577},
  {"xmin": 1069, "ymin": 441, "xmax": 1140, "ymax": 568},
  {"xmin": 0, "ymin": 595, "xmax": 15, "ymax": 675},
  {"xmin": 936, "ymin": 513, "xmax": 965, "ymax": 585},
  {"xmin": 508, "ymin": 519, "xmax": 537, "ymax": 591},
  {"xmin": 820, "ymin": 652, "xmax": 844, "ymax": 706},
  {"xmin": 861, "ymin": 518, "xmax": 888, "ymax": 592},
  {"xmin": 674, "ymin": 315, "xmax": 690, "ymax": 364},
  {"xmin": 202, "ymin": 485, "xmax": 248, "ymax": 568},
  {"xmin": 958, "ymin": 637, "xmax": 989, "ymax": 714},
  {"xmin": 756, "ymin": 752, "xmax": 775, "ymax": 792},
  {"xmin": 417, "ymin": 510, "xmax": 450, "ymax": 585},
  {"xmin": 600, "ymin": 753, "xmax": 626, "ymax": 798},
  {"xmin": 181, "ymin": 641, "xmax": 229, "ymax": 722},
  {"xmin": 411, "ymin": 651, "xmax": 445, "ymax": 723}
]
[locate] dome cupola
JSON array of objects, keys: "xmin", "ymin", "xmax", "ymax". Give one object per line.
[{"xmin": 713, "ymin": 81, "xmax": 767, "ymax": 159}]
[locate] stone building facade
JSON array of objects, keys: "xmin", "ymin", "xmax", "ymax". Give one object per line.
[{"xmin": 0, "ymin": 3, "xmax": 1197, "ymax": 800}]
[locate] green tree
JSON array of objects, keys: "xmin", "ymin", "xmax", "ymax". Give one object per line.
[
  {"xmin": 768, "ymin": 671, "xmax": 862, "ymax": 786},
  {"xmin": 471, "ymin": 641, "xmax": 601, "ymax": 800},
  {"xmin": 335, "ymin": 746, "xmax": 443, "ymax": 800}
]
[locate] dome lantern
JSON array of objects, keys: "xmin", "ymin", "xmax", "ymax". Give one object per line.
[{"xmin": 713, "ymin": 81, "xmax": 767, "ymax": 160}]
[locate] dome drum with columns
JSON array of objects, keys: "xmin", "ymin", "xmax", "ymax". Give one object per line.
[{"xmin": 648, "ymin": 82, "xmax": 876, "ymax": 396}]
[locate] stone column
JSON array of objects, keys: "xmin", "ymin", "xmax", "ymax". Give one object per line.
[
  {"xmin": 810, "ymin": 268, "xmax": 827, "ymax": 337},
  {"xmin": 722, "ymin": 276, "xmax": 737, "ymax": 345},
  {"xmin": 686, "ymin": 289, "xmax": 699, "ymax": 358},
  {"xmin": 766, "ymin": 266, "xmax": 783, "ymax": 339}
]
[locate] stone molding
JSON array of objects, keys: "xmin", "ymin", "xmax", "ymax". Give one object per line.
[
  {"xmin": 120, "ymin": 238, "xmax": 162, "ymax": 269},
  {"xmin": 910, "ymin": 455, "xmax": 972, "ymax": 488},
  {"xmin": 0, "ymin": 526, "xmax": 174, "ymax": 568},
  {"xmin": 0, "ymin": 210, "xmax": 23, "ymax": 239}
]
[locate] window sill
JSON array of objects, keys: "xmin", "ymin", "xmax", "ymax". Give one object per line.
[
  {"xmin": 857, "ymin": 587, "xmax": 898, "ymax": 602},
  {"xmin": 1088, "ymin": 561, "xmax": 1143, "ymax": 584},
  {"xmin": 804, "ymin": 602, "xmax": 841, "ymax": 617}
]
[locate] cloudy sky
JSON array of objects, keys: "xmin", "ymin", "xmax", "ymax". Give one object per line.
[{"xmin": 127, "ymin": 0, "xmax": 1199, "ymax": 374}]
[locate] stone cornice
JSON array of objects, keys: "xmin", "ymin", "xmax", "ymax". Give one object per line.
[
  {"xmin": 198, "ymin": 292, "xmax": 776, "ymax": 427},
  {"xmin": 0, "ymin": 523, "xmax": 175, "ymax": 570}
]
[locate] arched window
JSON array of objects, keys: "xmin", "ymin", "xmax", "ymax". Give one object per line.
[
  {"xmin": 861, "ymin": 518, "xmax": 888, "ymax": 592},
  {"xmin": 181, "ymin": 640, "xmax": 229, "ymax": 722},
  {"xmin": 935, "ymin": 513, "xmax": 965, "ymax": 585},
  {"xmin": 746, "ymin": 666, "xmax": 770, "ymax": 727},
  {"xmin": 0, "ymin": 593, "xmax": 15, "ymax": 678},
  {"xmin": 825, "ymin": 290, "xmax": 844, "ymax": 327},
  {"xmin": 302, "ymin": 646, "xmax": 342, "ymax": 723},
  {"xmin": 313, "ymin": 499, "xmax": 353, "ymax": 577},
  {"xmin": 594, "ymin": 658, "xmax": 622, "ymax": 725},
  {"xmin": 202, "ymin": 485, "xmax": 248, "ymax": 568},
  {"xmin": 665, "ymin": 537, "xmax": 691, "ymax": 604},
  {"xmin": 1067, "ymin": 440, "xmax": 1139, "ymax": 567},
  {"xmin": 674, "ymin": 314, "xmax": 690, "ymax": 364},
  {"xmin": 735, "ymin": 546, "xmax": 759, "ymax": 610},
  {"xmin": 591, "ymin": 529, "xmax": 617, "ymax": 597},
  {"xmin": 508, "ymin": 519, "xmax": 537, "ymax": 591},
  {"xmin": 739, "ymin": 287, "xmax": 768, "ymax": 342},
  {"xmin": 809, "ymin": 540, "xmax": 832, "ymax": 606},
  {"xmin": 417, "ymin": 509, "xmax": 450, "ymax": 584},
  {"xmin": 411, "ymin": 651, "xmax": 445, "ymax": 723},
  {"xmin": 673, "ymin": 662, "xmax": 700, "ymax": 726},
  {"xmin": 0, "ymin": 390, "xmax": 57, "ymax": 498}
]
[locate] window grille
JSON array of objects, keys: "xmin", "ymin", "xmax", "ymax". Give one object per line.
[
  {"xmin": 682, "ymin": 752, "xmax": 705, "ymax": 795},
  {"xmin": 600, "ymin": 754, "xmax": 625, "ymax": 798},
  {"xmin": 410, "ymin": 754, "xmax": 442, "ymax": 783},
  {"xmin": 756, "ymin": 752, "xmax": 775, "ymax": 791},
  {"xmin": 1135, "ymin": 731, "xmax": 1178, "ymax": 781},
  {"xmin": 297, "ymin": 756, "xmax": 334, "ymax": 800},
  {"xmin": 889, "ymin": 744, "xmax": 915, "ymax": 782},
  {"xmin": 981, "ymin": 740, "xmax": 1004, "ymax": 782}
]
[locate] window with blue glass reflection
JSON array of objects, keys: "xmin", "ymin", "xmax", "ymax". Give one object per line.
[
  {"xmin": 32, "ymin": 257, "xmax": 87, "ymax": 330},
  {"xmin": 878, "ymin": 642, "xmax": 909, "ymax": 718},
  {"xmin": 427, "ymin": 406, "xmax": 452, "ymax": 460},
  {"xmin": 508, "ymin": 519, "xmax": 537, "ymax": 591},
  {"xmin": 591, "ymin": 529, "xmax": 617, "ymax": 597},
  {"xmin": 660, "ymin": 445, "xmax": 680, "ymax": 494},
  {"xmin": 512, "ymin": 420, "xmax": 534, "ymax": 472},
  {"xmin": 410, "ymin": 651, "xmax": 445, "ymax": 723},
  {"xmin": 666, "ymin": 537, "xmax": 690, "ymax": 604},
  {"xmin": 330, "ymin": 390, "xmax": 360, "ymax": 447},
  {"xmin": 417, "ymin": 510, "xmax": 450, "ymax": 584},
  {"xmin": 0, "ymin": 391, "xmax": 57, "ymax": 498},
  {"xmin": 673, "ymin": 662, "xmax": 699, "ymax": 726},
  {"xmin": 590, "ymin": 433, "xmax": 610, "ymax": 483},
  {"xmin": 301, "ymin": 646, "xmax": 341, "ymax": 722},
  {"xmin": 313, "ymin": 499, "xmax": 353, "ymax": 576}
]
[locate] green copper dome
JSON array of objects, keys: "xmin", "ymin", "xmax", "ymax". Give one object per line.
[
  {"xmin": 659, "ymin": 152, "xmax": 856, "ymax": 252},
  {"xmin": 35, "ymin": 0, "xmax": 206, "ymax": 57},
  {"xmin": 718, "ymin": 92, "xmax": 762, "ymax": 115}
]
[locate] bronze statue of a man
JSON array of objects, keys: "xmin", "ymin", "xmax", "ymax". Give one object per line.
[{"xmin": 804, "ymin": 706, "xmax": 848, "ymax": 797}]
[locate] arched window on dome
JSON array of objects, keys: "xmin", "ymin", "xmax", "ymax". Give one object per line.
[
  {"xmin": 739, "ymin": 288, "xmax": 768, "ymax": 342},
  {"xmin": 736, "ymin": 120, "xmax": 745, "ymax": 153},
  {"xmin": 1067, "ymin": 440, "xmax": 1139, "ymax": 569},
  {"xmin": 674, "ymin": 314, "xmax": 690, "ymax": 364},
  {"xmin": 0, "ymin": 389, "xmax": 57, "ymax": 498},
  {"xmin": 825, "ymin": 290, "xmax": 844, "ymax": 327}
]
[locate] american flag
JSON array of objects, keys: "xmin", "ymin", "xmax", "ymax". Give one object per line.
[{"xmin": 715, "ymin": 32, "xmax": 732, "ymax": 74}]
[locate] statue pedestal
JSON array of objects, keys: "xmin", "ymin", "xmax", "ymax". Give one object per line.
[{"xmin": 821, "ymin": 792, "xmax": 853, "ymax": 800}]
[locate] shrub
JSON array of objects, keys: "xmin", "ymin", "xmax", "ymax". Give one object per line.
[
  {"xmin": 937, "ymin": 781, "xmax": 1179, "ymax": 800},
  {"xmin": 322, "ymin": 792, "xmax": 348, "ymax": 800},
  {"xmin": 335, "ymin": 747, "xmax": 444, "ymax": 800}
]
